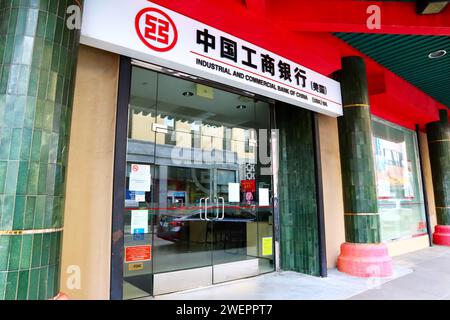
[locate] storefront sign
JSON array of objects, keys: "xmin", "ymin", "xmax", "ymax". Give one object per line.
[
  {"xmin": 125, "ymin": 245, "xmax": 152, "ymax": 263},
  {"xmin": 81, "ymin": 0, "xmax": 342, "ymax": 117},
  {"xmin": 241, "ymin": 180, "xmax": 256, "ymax": 193}
]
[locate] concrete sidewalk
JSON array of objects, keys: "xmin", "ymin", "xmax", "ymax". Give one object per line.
[
  {"xmin": 147, "ymin": 245, "xmax": 450, "ymax": 300},
  {"xmin": 350, "ymin": 245, "xmax": 450, "ymax": 300}
]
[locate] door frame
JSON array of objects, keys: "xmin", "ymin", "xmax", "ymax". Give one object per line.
[{"xmin": 111, "ymin": 56, "xmax": 279, "ymax": 299}]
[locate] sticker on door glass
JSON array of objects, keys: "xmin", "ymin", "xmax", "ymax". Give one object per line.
[
  {"xmin": 125, "ymin": 245, "xmax": 152, "ymax": 263},
  {"xmin": 131, "ymin": 210, "xmax": 148, "ymax": 234},
  {"xmin": 262, "ymin": 237, "xmax": 273, "ymax": 256},
  {"xmin": 129, "ymin": 164, "xmax": 151, "ymax": 192}
]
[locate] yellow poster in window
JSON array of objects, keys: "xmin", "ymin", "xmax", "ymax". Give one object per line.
[{"xmin": 262, "ymin": 237, "xmax": 273, "ymax": 256}]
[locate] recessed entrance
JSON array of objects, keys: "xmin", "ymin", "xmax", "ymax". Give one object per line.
[{"xmin": 119, "ymin": 62, "xmax": 276, "ymax": 299}]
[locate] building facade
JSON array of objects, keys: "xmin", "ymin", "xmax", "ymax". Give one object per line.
[{"xmin": 0, "ymin": 0, "xmax": 449, "ymax": 300}]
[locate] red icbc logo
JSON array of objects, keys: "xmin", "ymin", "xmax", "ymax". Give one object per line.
[{"xmin": 135, "ymin": 7, "xmax": 178, "ymax": 52}]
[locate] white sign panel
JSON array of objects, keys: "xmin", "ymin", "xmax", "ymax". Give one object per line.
[
  {"xmin": 228, "ymin": 183, "xmax": 240, "ymax": 203},
  {"xmin": 131, "ymin": 210, "xmax": 149, "ymax": 234},
  {"xmin": 258, "ymin": 188, "xmax": 270, "ymax": 206},
  {"xmin": 81, "ymin": 0, "xmax": 343, "ymax": 117},
  {"xmin": 129, "ymin": 164, "xmax": 151, "ymax": 192}
]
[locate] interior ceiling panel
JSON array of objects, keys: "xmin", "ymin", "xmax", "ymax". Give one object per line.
[{"xmin": 334, "ymin": 32, "xmax": 450, "ymax": 109}]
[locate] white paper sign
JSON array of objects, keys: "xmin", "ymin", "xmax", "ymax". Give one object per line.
[
  {"xmin": 259, "ymin": 188, "xmax": 270, "ymax": 206},
  {"xmin": 81, "ymin": 0, "xmax": 342, "ymax": 117},
  {"xmin": 129, "ymin": 164, "xmax": 151, "ymax": 192},
  {"xmin": 131, "ymin": 210, "xmax": 149, "ymax": 234},
  {"xmin": 228, "ymin": 183, "xmax": 240, "ymax": 203}
]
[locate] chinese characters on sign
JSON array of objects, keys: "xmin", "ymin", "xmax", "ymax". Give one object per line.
[
  {"xmin": 196, "ymin": 29, "xmax": 311, "ymax": 91},
  {"xmin": 81, "ymin": 0, "xmax": 343, "ymax": 117}
]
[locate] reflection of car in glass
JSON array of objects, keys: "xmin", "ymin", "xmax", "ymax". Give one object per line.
[{"xmin": 157, "ymin": 208, "xmax": 257, "ymax": 243}]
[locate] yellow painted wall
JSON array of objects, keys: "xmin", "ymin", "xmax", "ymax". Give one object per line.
[
  {"xmin": 317, "ymin": 114, "xmax": 346, "ymax": 268},
  {"xmin": 60, "ymin": 45, "xmax": 119, "ymax": 300},
  {"xmin": 386, "ymin": 235, "xmax": 430, "ymax": 257},
  {"xmin": 418, "ymin": 131, "xmax": 437, "ymax": 231}
]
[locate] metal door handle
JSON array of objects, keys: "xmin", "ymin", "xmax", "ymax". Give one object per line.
[
  {"xmin": 219, "ymin": 197, "xmax": 225, "ymax": 220},
  {"xmin": 204, "ymin": 197, "xmax": 211, "ymax": 221},
  {"xmin": 214, "ymin": 197, "xmax": 220, "ymax": 220},
  {"xmin": 199, "ymin": 198, "xmax": 205, "ymax": 220}
]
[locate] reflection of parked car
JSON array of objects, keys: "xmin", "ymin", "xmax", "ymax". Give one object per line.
[{"xmin": 157, "ymin": 208, "xmax": 257, "ymax": 243}]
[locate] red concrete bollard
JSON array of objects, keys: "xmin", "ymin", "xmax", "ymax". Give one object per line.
[
  {"xmin": 51, "ymin": 292, "xmax": 70, "ymax": 300},
  {"xmin": 433, "ymin": 225, "xmax": 450, "ymax": 246},
  {"xmin": 337, "ymin": 242, "xmax": 393, "ymax": 277}
]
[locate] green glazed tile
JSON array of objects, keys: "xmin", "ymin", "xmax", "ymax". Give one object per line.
[
  {"xmin": 0, "ymin": 161, "xmax": 6, "ymax": 193},
  {"xmin": 37, "ymin": 164, "xmax": 47, "ymax": 196},
  {"xmin": 43, "ymin": 195, "xmax": 54, "ymax": 228},
  {"xmin": 16, "ymin": 270, "xmax": 29, "ymax": 300},
  {"xmin": 45, "ymin": 165, "xmax": 55, "ymax": 196},
  {"xmin": 48, "ymin": 133, "xmax": 58, "ymax": 163},
  {"xmin": 0, "ymin": 236, "xmax": 10, "ymax": 271},
  {"xmin": 30, "ymin": 233, "xmax": 42, "ymax": 268},
  {"xmin": 40, "ymin": 233, "xmax": 50, "ymax": 266},
  {"xmin": 31, "ymin": 38, "xmax": 43, "ymax": 68},
  {"xmin": 25, "ymin": 8, "xmax": 38, "ymax": 37},
  {"xmin": 27, "ymin": 67, "xmax": 39, "ymax": 97},
  {"xmin": 7, "ymin": 8, "xmax": 18, "ymax": 37},
  {"xmin": 26, "ymin": 162, "xmax": 38, "ymax": 194},
  {"xmin": 12, "ymin": 95, "xmax": 26, "ymax": 127},
  {"xmin": 7, "ymin": 235, "xmax": 21, "ymax": 271},
  {"xmin": 0, "ymin": 271, "xmax": 6, "ymax": 300},
  {"xmin": 5, "ymin": 270, "xmax": 18, "ymax": 300},
  {"xmin": 54, "ymin": 17, "xmax": 63, "ymax": 45},
  {"xmin": 19, "ymin": 234, "xmax": 32, "ymax": 269},
  {"xmin": 33, "ymin": 195, "xmax": 45, "ymax": 228},
  {"xmin": 39, "ymin": 131, "xmax": 49, "ymax": 163},
  {"xmin": 16, "ymin": 65, "xmax": 30, "ymax": 95},
  {"xmin": 47, "ymin": 71, "xmax": 57, "ymax": 102},
  {"xmin": 4, "ymin": 160, "xmax": 18, "ymax": 194},
  {"xmin": 27, "ymin": 268, "xmax": 39, "ymax": 300},
  {"xmin": 0, "ymin": 128, "xmax": 11, "ymax": 160},
  {"xmin": 3, "ymin": 95, "xmax": 16, "ymax": 126},
  {"xmin": 30, "ymin": 129, "xmax": 42, "ymax": 161},
  {"xmin": 46, "ymin": 264, "xmax": 55, "ymax": 298},
  {"xmin": 0, "ymin": 94, "xmax": 5, "ymax": 125},
  {"xmin": 14, "ymin": 7, "xmax": 27, "ymax": 36},
  {"xmin": 15, "ymin": 161, "xmax": 29, "ymax": 195},
  {"xmin": 12, "ymin": 195, "xmax": 25, "ymax": 228},
  {"xmin": 19, "ymin": 128, "xmax": 32, "ymax": 160},
  {"xmin": 23, "ymin": 196, "xmax": 35, "ymax": 229},
  {"xmin": 43, "ymin": 101, "xmax": 54, "ymax": 131},
  {"xmin": 1, "ymin": 195, "xmax": 14, "ymax": 229},
  {"xmin": 37, "ymin": 266, "xmax": 47, "ymax": 299},
  {"xmin": 35, "ymin": 10, "xmax": 47, "ymax": 39},
  {"xmin": 45, "ymin": 12, "xmax": 56, "ymax": 42},
  {"xmin": 37, "ymin": 70, "xmax": 49, "ymax": 99},
  {"xmin": 2, "ymin": 36, "xmax": 14, "ymax": 66},
  {"xmin": 23, "ymin": 97, "xmax": 36, "ymax": 129}
]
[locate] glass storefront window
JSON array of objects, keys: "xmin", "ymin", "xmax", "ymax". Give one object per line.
[
  {"xmin": 372, "ymin": 117, "xmax": 428, "ymax": 242},
  {"xmin": 121, "ymin": 65, "xmax": 275, "ymax": 299}
]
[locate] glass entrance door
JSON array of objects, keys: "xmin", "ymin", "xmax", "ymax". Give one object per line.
[{"xmin": 122, "ymin": 64, "xmax": 275, "ymax": 299}]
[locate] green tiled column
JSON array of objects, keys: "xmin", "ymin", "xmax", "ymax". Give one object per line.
[
  {"xmin": 337, "ymin": 56, "xmax": 380, "ymax": 244},
  {"xmin": 0, "ymin": 0, "xmax": 82, "ymax": 299},
  {"xmin": 277, "ymin": 103, "xmax": 320, "ymax": 276},
  {"xmin": 426, "ymin": 109, "xmax": 450, "ymax": 226}
]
